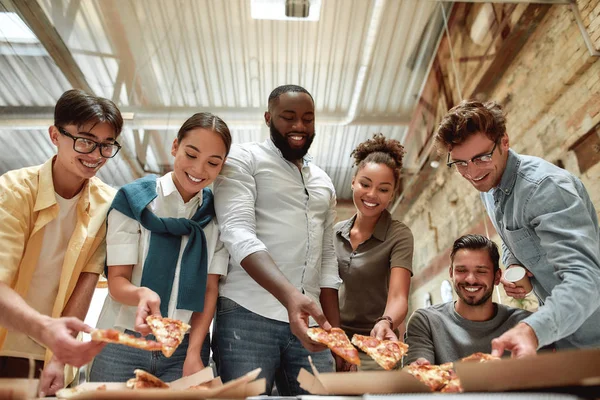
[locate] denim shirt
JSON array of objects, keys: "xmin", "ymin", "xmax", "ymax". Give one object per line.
[{"xmin": 481, "ymin": 149, "xmax": 600, "ymax": 349}]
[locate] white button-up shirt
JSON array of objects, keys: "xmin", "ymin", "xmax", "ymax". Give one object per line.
[
  {"xmin": 213, "ymin": 139, "xmax": 342, "ymax": 323},
  {"xmin": 97, "ymin": 172, "xmax": 229, "ymax": 331}
]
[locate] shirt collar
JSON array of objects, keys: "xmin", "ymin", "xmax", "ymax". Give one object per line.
[
  {"xmin": 34, "ymin": 156, "xmax": 91, "ymax": 213},
  {"xmin": 158, "ymin": 172, "xmax": 203, "ymax": 206},
  {"xmin": 336, "ymin": 209, "xmax": 392, "ymax": 242},
  {"xmin": 493, "ymin": 148, "xmax": 520, "ymax": 198},
  {"xmin": 265, "ymin": 137, "xmax": 313, "ymax": 166}
]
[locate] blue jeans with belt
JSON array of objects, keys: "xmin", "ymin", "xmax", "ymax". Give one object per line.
[
  {"xmin": 212, "ymin": 297, "xmax": 334, "ymax": 395},
  {"xmin": 88, "ymin": 329, "xmax": 210, "ymax": 382}
]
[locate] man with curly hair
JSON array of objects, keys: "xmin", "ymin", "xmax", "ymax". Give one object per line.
[{"xmin": 436, "ymin": 100, "xmax": 600, "ymax": 357}]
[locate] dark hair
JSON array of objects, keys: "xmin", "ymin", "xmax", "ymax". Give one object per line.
[
  {"xmin": 351, "ymin": 133, "xmax": 405, "ymax": 196},
  {"xmin": 177, "ymin": 112, "xmax": 232, "ymax": 156},
  {"xmin": 54, "ymin": 89, "xmax": 123, "ymax": 137},
  {"xmin": 268, "ymin": 85, "xmax": 314, "ymax": 110},
  {"xmin": 450, "ymin": 234, "xmax": 500, "ymax": 272},
  {"xmin": 435, "ymin": 100, "xmax": 506, "ymax": 151}
]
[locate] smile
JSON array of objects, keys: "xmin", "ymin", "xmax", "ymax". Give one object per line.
[
  {"xmin": 472, "ymin": 173, "xmax": 488, "ymax": 182},
  {"xmin": 80, "ymin": 159, "xmax": 101, "ymax": 168},
  {"xmin": 186, "ymin": 173, "xmax": 205, "ymax": 183},
  {"xmin": 362, "ymin": 200, "xmax": 378, "ymax": 208},
  {"xmin": 463, "ymin": 286, "xmax": 482, "ymax": 293},
  {"xmin": 288, "ymin": 135, "xmax": 305, "ymax": 142}
]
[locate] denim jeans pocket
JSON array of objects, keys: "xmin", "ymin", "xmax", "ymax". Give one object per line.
[{"xmin": 217, "ymin": 296, "xmax": 242, "ymax": 315}]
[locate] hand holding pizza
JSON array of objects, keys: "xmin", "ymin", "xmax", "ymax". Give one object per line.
[
  {"xmin": 38, "ymin": 316, "xmax": 105, "ymax": 367},
  {"xmin": 371, "ymin": 320, "xmax": 398, "ymax": 341},
  {"xmin": 286, "ymin": 291, "xmax": 331, "ymax": 352},
  {"xmin": 135, "ymin": 287, "xmax": 162, "ymax": 336},
  {"xmin": 411, "ymin": 357, "xmax": 432, "ymax": 366},
  {"xmin": 491, "ymin": 322, "xmax": 538, "ymax": 358}
]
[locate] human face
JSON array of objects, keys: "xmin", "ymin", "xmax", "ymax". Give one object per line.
[
  {"xmin": 49, "ymin": 121, "xmax": 117, "ymax": 181},
  {"xmin": 450, "ymin": 248, "xmax": 500, "ymax": 307},
  {"xmin": 265, "ymin": 92, "xmax": 315, "ymax": 162},
  {"xmin": 448, "ymin": 133, "xmax": 509, "ymax": 192},
  {"xmin": 351, "ymin": 162, "xmax": 395, "ymax": 218},
  {"xmin": 171, "ymin": 128, "xmax": 227, "ymax": 203}
]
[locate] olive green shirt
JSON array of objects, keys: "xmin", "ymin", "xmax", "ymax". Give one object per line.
[{"xmin": 334, "ymin": 210, "xmax": 414, "ymax": 338}]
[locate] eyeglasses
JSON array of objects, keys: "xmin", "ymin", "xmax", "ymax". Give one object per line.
[
  {"xmin": 57, "ymin": 127, "xmax": 121, "ymax": 158},
  {"xmin": 446, "ymin": 141, "xmax": 497, "ymax": 170}
]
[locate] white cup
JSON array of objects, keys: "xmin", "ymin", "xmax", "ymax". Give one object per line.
[{"xmin": 504, "ymin": 266, "xmax": 533, "ymax": 296}]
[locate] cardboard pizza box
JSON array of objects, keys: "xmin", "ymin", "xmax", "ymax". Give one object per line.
[
  {"xmin": 0, "ymin": 378, "xmax": 39, "ymax": 399},
  {"xmin": 57, "ymin": 367, "xmax": 265, "ymax": 399},
  {"xmin": 297, "ymin": 356, "xmax": 429, "ymax": 395},
  {"xmin": 454, "ymin": 347, "xmax": 600, "ymax": 393}
]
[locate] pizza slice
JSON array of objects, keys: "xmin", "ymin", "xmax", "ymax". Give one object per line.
[
  {"xmin": 404, "ymin": 364, "xmax": 451, "ymax": 391},
  {"xmin": 307, "ymin": 327, "xmax": 361, "ymax": 366},
  {"xmin": 351, "ymin": 334, "xmax": 408, "ymax": 370},
  {"xmin": 440, "ymin": 376, "xmax": 463, "ymax": 393},
  {"xmin": 146, "ymin": 315, "xmax": 191, "ymax": 357},
  {"xmin": 91, "ymin": 329, "xmax": 163, "ymax": 351},
  {"xmin": 126, "ymin": 369, "xmax": 169, "ymax": 389},
  {"xmin": 460, "ymin": 352, "xmax": 500, "ymax": 363},
  {"xmin": 56, "ymin": 385, "xmax": 106, "ymax": 399}
]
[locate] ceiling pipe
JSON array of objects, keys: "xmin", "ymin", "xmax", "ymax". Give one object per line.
[{"xmin": 569, "ymin": 0, "xmax": 600, "ymax": 57}]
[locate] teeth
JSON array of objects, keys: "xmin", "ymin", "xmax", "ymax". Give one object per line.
[
  {"xmin": 81, "ymin": 160, "xmax": 101, "ymax": 168},
  {"xmin": 363, "ymin": 201, "xmax": 377, "ymax": 207},
  {"xmin": 289, "ymin": 135, "xmax": 304, "ymax": 141},
  {"xmin": 473, "ymin": 175, "xmax": 486, "ymax": 181},
  {"xmin": 464, "ymin": 287, "xmax": 480, "ymax": 292},
  {"xmin": 187, "ymin": 173, "xmax": 204, "ymax": 183}
]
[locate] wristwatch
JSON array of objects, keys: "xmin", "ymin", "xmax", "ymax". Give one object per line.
[{"xmin": 375, "ymin": 315, "xmax": 393, "ymax": 328}]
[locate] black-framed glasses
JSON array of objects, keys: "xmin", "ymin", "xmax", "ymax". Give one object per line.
[
  {"xmin": 447, "ymin": 141, "xmax": 498, "ymax": 170},
  {"xmin": 57, "ymin": 126, "xmax": 121, "ymax": 158}
]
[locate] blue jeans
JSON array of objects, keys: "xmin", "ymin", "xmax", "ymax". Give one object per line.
[
  {"xmin": 212, "ymin": 297, "xmax": 333, "ymax": 395},
  {"xmin": 89, "ymin": 330, "xmax": 210, "ymax": 382}
]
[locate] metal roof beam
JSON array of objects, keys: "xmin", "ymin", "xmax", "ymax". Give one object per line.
[{"xmin": 7, "ymin": 0, "xmax": 92, "ymax": 92}]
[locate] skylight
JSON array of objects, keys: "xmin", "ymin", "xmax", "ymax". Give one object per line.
[{"xmin": 0, "ymin": 12, "xmax": 39, "ymax": 43}]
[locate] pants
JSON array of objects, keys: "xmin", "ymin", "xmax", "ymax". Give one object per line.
[
  {"xmin": 88, "ymin": 330, "xmax": 210, "ymax": 383},
  {"xmin": 212, "ymin": 297, "xmax": 333, "ymax": 395},
  {"xmin": 0, "ymin": 356, "xmax": 44, "ymax": 378}
]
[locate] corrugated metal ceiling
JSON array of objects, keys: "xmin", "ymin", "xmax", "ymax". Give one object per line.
[{"xmin": 0, "ymin": 0, "xmax": 446, "ymax": 200}]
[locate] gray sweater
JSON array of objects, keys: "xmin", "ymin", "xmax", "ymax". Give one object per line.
[{"xmin": 403, "ymin": 302, "xmax": 531, "ymax": 366}]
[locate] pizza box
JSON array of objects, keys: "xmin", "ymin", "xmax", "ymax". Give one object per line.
[
  {"xmin": 454, "ymin": 347, "xmax": 600, "ymax": 393},
  {"xmin": 56, "ymin": 367, "xmax": 266, "ymax": 399},
  {"xmin": 297, "ymin": 356, "xmax": 429, "ymax": 395},
  {"xmin": 0, "ymin": 378, "xmax": 39, "ymax": 399}
]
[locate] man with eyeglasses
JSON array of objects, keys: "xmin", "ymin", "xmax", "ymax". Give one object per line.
[
  {"xmin": 436, "ymin": 100, "xmax": 600, "ymax": 358},
  {"xmin": 0, "ymin": 89, "xmax": 123, "ymax": 396}
]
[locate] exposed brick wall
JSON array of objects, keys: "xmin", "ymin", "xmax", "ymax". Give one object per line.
[{"xmin": 394, "ymin": 3, "xmax": 600, "ymax": 317}]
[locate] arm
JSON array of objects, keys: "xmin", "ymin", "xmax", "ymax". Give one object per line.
[
  {"xmin": 183, "ymin": 274, "xmax": 219, "ymax": 376},
  {"xmin": 403, "ymin": 310, "xmax": 435, "ymax": 367},
  {"xmin": 495, "ymin": 178, "xmax": 600, "ymax": 355},
  {"xmin": 371, "ymin": 267, "xmax": 411, "ymax": 341},
  {"xmin": 213, "ymin": 147, "xmax": 331, "ymax": 350},
  {"xmin": 40, "ymin": 272, "xmax": 103, "ymax": 396}
]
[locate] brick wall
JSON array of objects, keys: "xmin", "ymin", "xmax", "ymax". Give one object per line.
[{"xmin": 393, "ymin": 3, "xmax": 599, "ymax": 317}]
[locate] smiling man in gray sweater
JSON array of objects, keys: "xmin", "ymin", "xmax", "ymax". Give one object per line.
[{"xmin": 403, "ymin": 234, "xmax": 531, "ymax": 366}]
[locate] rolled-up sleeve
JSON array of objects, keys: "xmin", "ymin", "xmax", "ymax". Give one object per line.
[
  {"xmin": 208, "ymin": 235, "xmax": 230, "ymax": 276},
  {"xmin": 521, "ymin": 178, "xmax": 600, "ymax": 348},
  {"xmin": 0, "ymin": 192, "xmax": 28, "ymax": 285},
  {"xmin": 213, "ymin": 145, "xmax": 268, "ymax": 266},
  {"xmin": 106, "ymin": 209, "xmax": 140, "ymax": 266},
  {"xmin": 319, "ymin": 191, "xmax": 342, "ymax": 289}
]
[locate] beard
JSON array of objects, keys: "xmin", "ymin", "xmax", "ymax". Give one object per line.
[
  {"xmin": 270, "ymin": 123, "xmax": 315, "ymax": 162},
  {"xmin": 455, "ymin": 283, "xmax": 494, "ymax": 306}
]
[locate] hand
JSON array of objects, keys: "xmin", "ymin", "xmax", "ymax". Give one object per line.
[
  {"xmin": 501, "ymin": 265, "xmax": 534, "ymax": 299},
  {"xmin": 285, "ymin": 292, "xmax": 330, "ymax": 352},
  {"xmin": 371, "ymin": 320, "xmax": 398, "ymax": 341},
  {"xmin": 183, "ymin": 354, "xmax": 205, "ymax": 377},
  {"xmin": 135, "ymin": 288, "xmax": 161, "ymax": 336},
  {"xmin": 411, "ymin": 357, "xmax": 431, "ymax": 366},
  {"xmin": 38, "ymin": 317, "xmax": 105, "ymax": 367},
  {"xmin": 333, "ymin": 353, "xmax": 356, "ymax": 372},
  {"xmin": 39, "ymin": 357, "xmax": 65, "ymax": 397},
  {"xmin": 491, "ymin": 322, "xmax": 538, "ymax": 359}
]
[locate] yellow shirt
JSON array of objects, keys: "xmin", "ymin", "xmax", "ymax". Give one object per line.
[{"xmin": 0, "ymin": 157, "xmax": 116, "ymax": 364}]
